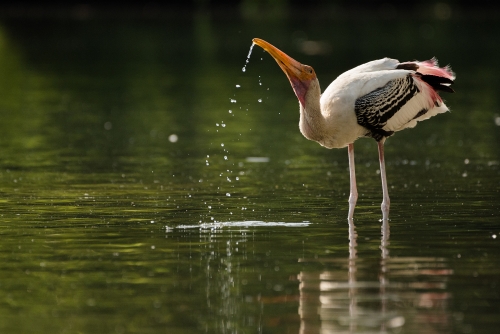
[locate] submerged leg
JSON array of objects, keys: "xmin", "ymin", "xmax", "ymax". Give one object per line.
[
  {"xmin": 347, "ymin": 143, "xmax": 358, "ymax": 220},
  {"xmin": 377, "ymin": 139, "xmax": 390, "ymax": 220}
]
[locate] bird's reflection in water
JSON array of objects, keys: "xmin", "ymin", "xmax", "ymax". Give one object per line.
[{"xmin": 298, "ymin": 219, "xmax": 453, "ymax": 333}]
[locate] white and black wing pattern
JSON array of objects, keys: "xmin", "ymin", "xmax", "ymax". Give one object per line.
[
  {"xmin": 354, "ymin": 70, "xmax": 454, "ymax": 141},
  {"xmin": 354, "ymin": 74, "xmax": 418, "ymax": 141}
]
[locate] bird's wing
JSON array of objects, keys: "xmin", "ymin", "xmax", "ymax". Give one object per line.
[
  {"xmin": 337, "ymin": 58, "xmax": 400, "ymax": 78},
  {"xmin": 353, "ymin": 71, "xmax": 449, "ymax": 141}
]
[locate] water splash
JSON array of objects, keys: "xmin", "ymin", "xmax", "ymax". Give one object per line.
[
  {"xmin": 176, "ymin": 221, "xmax": 311, "ymax": 229},
  {"xmin": 242, "ymin": 42, "xmax": 255, "ymax": 72},
  {"xmin": 204, "ymin": 41, "xmax": 257, "ymax": 223}
]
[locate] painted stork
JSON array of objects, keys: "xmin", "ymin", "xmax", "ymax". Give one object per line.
[{"xmin": 252, "ymin": 38, "xmax": 455, "ymax": 220}]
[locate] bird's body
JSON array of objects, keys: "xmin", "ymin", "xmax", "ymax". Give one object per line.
[
  {"xmin": 252, "ymin": 38, "xmax": 455, "ymax": 220},
  {"xmin": 294, "ymin": 57, "xmax": 453, "ymax": 149}
]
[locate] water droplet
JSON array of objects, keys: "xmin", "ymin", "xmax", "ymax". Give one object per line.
[
  {"xmin": 258, "ymin": 99, "xmax": 262, "ymax": 103},
  {"xmin": 224, "ymin": 156, "xmax": 228, "ymax": 160},
  {"xmin": 247, "ymin": 43, "xmax": 255, "ymax": 58},
  {"xmin": 226, "ymin": 193, "xmax": 231, "ymax": 197},
  {"xmin": 221, "ymin": 123, "xmax": 226, "ymax": 127},
  {"xmin": 104, "ymin": 121, "xmax": 112, "ymax": 130},
  {"xmin": 228, "ymin": 110, "xmax": 233, "ymax": 114},
  {"xmin": 168, "ymin": 134, "xmax": 178, "ymax": 143},
  {"xmin": 236, "ymin": 84, "xmax": 241, "ymax": 88},
  {"xmin": 230, "ymin": 99, "xmax": 237, "ymax": 103},
  {"xmin": 242, "ymin": 43, "xmax": 255, "ymax": 72},
  {"xmin": 221, "ymin": 143, "xmax": 224, "ymax": 147}
]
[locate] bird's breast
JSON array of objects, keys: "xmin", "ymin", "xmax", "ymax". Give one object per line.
[{"xmin": 311, "ymin": 97, "xmax": 366, "ymax": 149}]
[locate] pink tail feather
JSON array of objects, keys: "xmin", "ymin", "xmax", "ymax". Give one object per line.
[
  {"xmin": 415, "ymin": 57, "xmax": 455, "ymax": 80},
  {"xmin": 399, "ymin": 57, "xmax": 455, "ymax": 80},
  {"xmin": 403, "ymin": 57, "xmax": 455, "ymax": 109}
]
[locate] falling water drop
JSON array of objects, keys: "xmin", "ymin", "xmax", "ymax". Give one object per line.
[
  {"xmin": 247, "ymin": 43, "xmax": 255, "ymax": 58},
  {"xmin": 242, "ymin": 43, "xmax": 255, "ymax": 72}
]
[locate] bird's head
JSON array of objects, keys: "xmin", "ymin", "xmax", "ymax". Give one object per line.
[{"xmin": 253, "ymin": 38, "xmax": 317, "ymax": 108}]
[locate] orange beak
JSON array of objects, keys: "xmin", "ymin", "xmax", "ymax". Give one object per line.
[{"xmin": 252, "ymin": 38, "xmax": 316, "ymax": 107}]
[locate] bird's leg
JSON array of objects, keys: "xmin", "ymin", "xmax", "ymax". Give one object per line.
[
  {"xmin": 377, "ymin": 139, "xmax": 390, "ymax": 220},
  {"xmin": 347, "ymin": 143, "xmax": 358, "ymax": 220}
]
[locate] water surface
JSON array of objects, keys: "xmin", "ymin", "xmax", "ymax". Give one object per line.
[{"xmin": 0, "ymin": 8, "xmax": 499, "ymax": 334}]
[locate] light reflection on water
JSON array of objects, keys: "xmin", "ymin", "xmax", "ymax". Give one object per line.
[
  {"xmin": 169, "ymin": 217, "xmax": 462, "ymax": 333},
  {"xmin": 176, "ymin": 220, "xmax": 310, "ymax": 229},
  {"xmin": 298, "ymin": 220, "xmax": 454, "ymax": 333}
]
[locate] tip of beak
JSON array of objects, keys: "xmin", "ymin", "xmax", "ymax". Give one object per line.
[
  {"xmin": 251, "ymin": 38, "xmax": 315, "ymax": 106},
  {"xmin": 252, "ymin": 38, "xmax": 269, "ymax": 50}
]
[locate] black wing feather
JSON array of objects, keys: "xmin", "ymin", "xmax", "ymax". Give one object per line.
[
  {"xmin": 418, "ymin": 74, "xmax": 455, "ymax": 93},
  {"xmin": 354, "ymin": 74, "xmax": 419, "ymax": 141}
]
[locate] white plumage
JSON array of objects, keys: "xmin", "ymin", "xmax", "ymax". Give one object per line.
[{"xmin": 252, "ymin": 38, "xmax": 455, "ymax": 220}]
